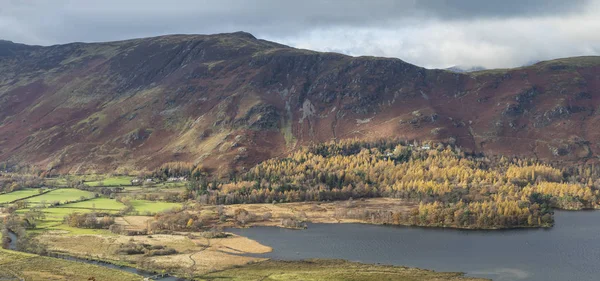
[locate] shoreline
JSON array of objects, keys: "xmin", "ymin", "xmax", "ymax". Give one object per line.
[
  {"xmin": 4, "ymin": 247, "xmax": 489, "ymax": 281},
  {"xmin": 201, "ymin": 198, "xmax": 580, "ymax": 231},
  {"xmin": 235, "ymin": 217, "xmax": 554, "ymax": 231}
]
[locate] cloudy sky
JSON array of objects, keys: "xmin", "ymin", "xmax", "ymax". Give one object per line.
[{"xmin": 1, "ymin": 0, "xmax": 599, "ymax": 69}]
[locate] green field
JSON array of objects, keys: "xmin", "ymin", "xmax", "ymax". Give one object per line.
[
  {"xmin": 44, "ymin": 177, "xmax": 68, "ymax": 187},
  {"xmin": 130, "ymin": 200, "xmax": 181, "ymax": 214},
  {"xmin": 17, "ymin": 206, "xmax": 118, "ymax": 235},
  {"xmin": 42, "ymin": 223, "xmax": 115, "ymax": 235},
  {"xmin": 29, "ymin": 220, "xmax": 63, "ymax": 230},
  {"xmin": 0, "ymin": 249, "xmax": 141, "ymax": 281},
  {"xmin": 17, "ymin": 207, "xmax": 118, "ymax": 221},
  {"xmin": 58, "ymin": 198, "xmax": 126, "ymax": 210},
  {"xmin": 157, "ymin": 181, "xmax": 188, "ymax": 188},
  {"xmin": 198, "ymin": 259, "xmax": 485, "ymax": 281},
  {"xmin": 25, "ymin": 188, "xmax": 95, "ymax": 204},
  {"xmin": 53, "ymin": 197, "xmax": 180, "ymax": 214},
  {"xmin": 28, "ymin": 221, "xmax": 113, "ymax": 235},
  {"xmin": 122, "ymin": 186, "xmax": 145, "ymax": 192},
  {"xmin": 0, "ymin": 189, "xmax": 42, "ymax": 204},
  {"xmin": 42, "ymin": 207, "xmax": 111, "ymax": 220},
  {"xmin": 84, "ymin": 176, "xmax": 134, "ymax": 187}
]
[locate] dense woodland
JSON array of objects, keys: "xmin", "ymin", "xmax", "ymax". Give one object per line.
[
  {"xmin": 181, "ymin": 139, "xmax": 600, "ymax": 229},
  {"xmin": 3, "ymin": 140, "xmax": 600, "ymax": 230},
  {"xmin": 0, "ymin": 174, "xmax": 43, "ymax": 193},
  {"xmin": 64, "ymin": 213, "xmax": 115, "ymax": 229}
]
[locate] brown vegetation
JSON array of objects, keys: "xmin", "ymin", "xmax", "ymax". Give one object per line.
[
  {"xmin": 65, "ymin": 213, "xmax": 114, "ymax": 229},
  {"xmin": 0, "ymin": 33, "xmax": 599, "ymax": 176},
  {"xmin": 183, "ymin": 140, "xmax": 600, "ymax": 228},
  {"xmin": 37, "ymin": 232, "xmax": 270, "ymax": 277},
  {"xmin": 0, "ymin": 174, "xmax": 43, "ymax": 193}
]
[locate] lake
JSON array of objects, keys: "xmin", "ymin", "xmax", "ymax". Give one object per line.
[{"xmin": 228, "ymin": 210, "xmax": 600, "ymax": 281}]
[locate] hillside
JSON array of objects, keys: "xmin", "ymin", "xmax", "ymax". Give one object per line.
[{"xmin": 0, "ymin": 32, "xmax": 599, "ymax": 174}]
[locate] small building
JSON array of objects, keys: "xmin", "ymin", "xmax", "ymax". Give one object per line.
[{"xmin": 167, "ymin": 177, "xmax": 188, "ymax": 182}]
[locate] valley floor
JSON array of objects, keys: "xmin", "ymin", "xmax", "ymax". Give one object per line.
[
  {"xmin": 0, "ymin": 174, "xmax": 562, "ymax": 280},
  {"xmin": 28, "ymin": 197, "xmax": 487, "ymax": 280}
]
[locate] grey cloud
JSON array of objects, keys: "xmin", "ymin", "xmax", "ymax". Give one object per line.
[
  {"xmin": 0, "ymin": 0, "xmax": 592, "ymax": 43},
  {"xmin": 415, "ymin": 0, "xmax": 590, "ymax": 19},
  {"xmin": 0, "ymin": 0, "xmax": 598, "ymax": 68}
]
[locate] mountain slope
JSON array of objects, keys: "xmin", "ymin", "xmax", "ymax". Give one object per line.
[{"xmin": 0, "ymin": 32, "xmax": 599, "ymax": 174}]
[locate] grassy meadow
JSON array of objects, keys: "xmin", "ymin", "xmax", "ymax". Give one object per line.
[
  {"xmin": 130, "ymin": 200, "xmax": 182, "ymax": 214},
  {"xmin": 84, "ymin": 176, "xmax": 135, "ymax": 187},
  {"xmin": 39, "ymin": 208, "xmax": 118, "ymax": 220},
  {"xmin": 198, "ymin": 259, "xmax": 487, "ymax": 281},
  {"xmin": 0, "ymin": 189, "xmax": 42, "ymax": 204},
  {"xmin": 58, "ymin": 197, "xmax": 127, "ymax": 210},
  {"xmin": 0, "ymin": 181, "xmax": 184, "ymax": 236},
  {"xmin": 25, "ymin": 188, "xmax": 95, "ymax": 204},
  {"xmin": 0, "ymin": 248, "xmax": 141, "ymax": 281}
]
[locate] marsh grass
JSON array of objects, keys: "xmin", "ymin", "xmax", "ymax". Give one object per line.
[
  {"xmin": 198, "ymin": 259, "xmax": 488, "ymax": 281},
  {"xmin": 0, "ymin": 248, "xmax": 141, "ymax": 281}
]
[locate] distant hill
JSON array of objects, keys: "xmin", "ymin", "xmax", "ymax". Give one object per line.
[
  {"xmin": 445, "ymin": 65, "xmax": 486, "ymax": 73},
  {"xmin": 0, "ymin": 32, "xmax": 599, "ymax": 174}
]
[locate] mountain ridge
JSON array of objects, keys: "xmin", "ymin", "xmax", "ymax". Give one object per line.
[{"xmin": 1, "ymin": 32, "xmax": 599, "ymax": 175}]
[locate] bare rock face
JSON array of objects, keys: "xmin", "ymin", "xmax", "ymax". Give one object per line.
[{"xmin": 0, "ymin": 32, "xmax": 600, "ymax": 174}]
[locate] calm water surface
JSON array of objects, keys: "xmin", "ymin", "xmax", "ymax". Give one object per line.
[{"xmin": 228, "ymin": 210, "xmax": 600, "ymax": 281}]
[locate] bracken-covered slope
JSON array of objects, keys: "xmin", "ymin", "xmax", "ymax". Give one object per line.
[{"xmin": 0, "ymin": 32, "xmax": 599, "ymax": 174}]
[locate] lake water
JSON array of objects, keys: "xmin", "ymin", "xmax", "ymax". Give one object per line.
[{"xmin": 228, "ymin": 210, "xmax": 600, "ymax": 281}]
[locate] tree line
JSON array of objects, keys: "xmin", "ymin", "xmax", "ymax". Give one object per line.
[{"xmin": 178, "ymin": 139, "xmax": 599, "ymax": 228}]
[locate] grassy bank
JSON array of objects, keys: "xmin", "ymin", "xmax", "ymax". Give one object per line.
[
  {"xmin": 198, "ymin": 259, "xmax": 488, "ymax": 281},
  {"xmin": 0, "ymin": 189, "xmax": 43, "ymax": 204},
  {"xmin": 0, "ymin": 248, "xmax": 142, "ymax": 281},
  {"xmin": 129, "ymin": 199, "xmax": 182, "ymax": 214},
  {"xmin": 26, "ymin": 188, "xmax": 95, "ymax": 204},
  {"xmin": 84, "ymin": 176, "xmax": 135, "ymax": 187},
  {"xmin": 58, "ymin": 197, "xmax": 127, "ymax": 210}
]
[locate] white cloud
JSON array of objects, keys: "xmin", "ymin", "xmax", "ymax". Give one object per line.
[{"xmin": 270, "ymin": 5, "xmax": 600, "ymax": 69}]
